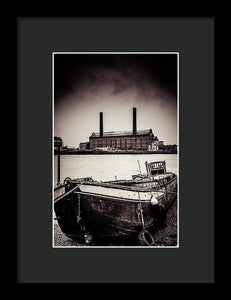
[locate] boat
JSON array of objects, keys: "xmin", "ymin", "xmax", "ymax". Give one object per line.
[{"xmin": 53, "ymin": 161, "xmax": 177, "ymax": 246}]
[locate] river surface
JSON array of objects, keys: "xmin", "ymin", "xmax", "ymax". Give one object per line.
[{"xmin": 53, "ymin": 154, "xmax": 178, "ymax": 186}]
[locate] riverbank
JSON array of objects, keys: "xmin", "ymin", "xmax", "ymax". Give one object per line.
[{"xmin": 54, "ymin": 150, "xmax": 177, "ymax": 155}]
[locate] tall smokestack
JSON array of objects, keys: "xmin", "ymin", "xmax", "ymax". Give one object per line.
[
  {"xmin": 133, "ymin": 107, "xmax": 137, "ymax": 136},
  {"xmin": 100, "ymin": 112, "xmax": 103, "ymax": 137}
]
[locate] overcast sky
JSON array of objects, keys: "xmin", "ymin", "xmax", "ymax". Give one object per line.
[{"xmin": 54, "ymin": 53, "xmax": 178, "ymax": 147}]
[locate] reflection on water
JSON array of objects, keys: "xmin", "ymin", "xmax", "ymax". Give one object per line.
[{"xmin": 53, "ymin": 154, "xmax": 178, "ymax": 186}]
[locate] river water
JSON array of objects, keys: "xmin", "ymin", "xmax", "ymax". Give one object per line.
[{"xmin": 53, "ymin": 154, "xmax": 178, "ymax": 186}]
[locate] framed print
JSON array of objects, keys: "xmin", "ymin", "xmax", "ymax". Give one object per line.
[{"xmin": 52, "ymin": 52, "xmax": 179, "ymax": 249}]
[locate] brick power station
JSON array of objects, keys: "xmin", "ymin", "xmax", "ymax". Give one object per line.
[{"xmin": 80, "ymin": 108, "xmax": 162, "ymax": 151}]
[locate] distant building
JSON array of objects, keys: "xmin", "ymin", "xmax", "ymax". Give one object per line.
[
  {"xmin": 89, "ymin": 129, "xmax": 154, "ymax": 150},
  {"xmin": 54, "ymin": 136, "xmax": 63, "ymax": 150},
  {"xmin": 150, "ymin": 137, "xmax": 164, "ymax": 151},
  {"xmin": 88, "ymin": 108, "xmax": 160, "ymax": 151},
  {"xmin": 79, "ymin": 142, "xmax": 90, "ymax": 150}
]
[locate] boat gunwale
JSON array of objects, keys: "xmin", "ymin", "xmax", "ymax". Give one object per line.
[
  {"xmin": 53, "ymin": 174, "xmax": 177, "ymax": 204},
  {"xmin": 73, "ymin": 190, "xmax": 161, "ymax": 203},
  {"xmin": 76, "ymin": 173, "xmax": 176, "ymax": 191},
  {"xmin": 54, "ymin": 183, "xmax": 68, "ymax": 191},
  {"xmin": 102, "ymin": 172, "xmax": 177, "ymax": 188}
]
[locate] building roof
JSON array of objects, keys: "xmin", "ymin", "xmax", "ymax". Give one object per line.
[
  {"xmin": 54, "ymin": 136, "xmax": 62, "ymax": 141},
  {"xmin": 90, "ymin": 129, "xmax": 153, "ymax": 137}
]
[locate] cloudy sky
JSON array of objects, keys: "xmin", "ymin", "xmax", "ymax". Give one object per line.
[{"xmin": 54, "ymin": 53, "xmax": 178, "ymax": 147}]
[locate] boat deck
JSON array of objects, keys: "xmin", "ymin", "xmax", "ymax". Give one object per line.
[{"xmin": 77, "ymin": 183, "xmax": 163, "ymax": 201}]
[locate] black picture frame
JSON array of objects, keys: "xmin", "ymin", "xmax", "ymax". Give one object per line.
[{"xmin": 17, "ymin": 17, "xmax": 214, "ymax": 283}]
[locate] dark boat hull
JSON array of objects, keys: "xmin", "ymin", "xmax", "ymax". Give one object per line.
[
  {"xmin": 75, "ymin": 193, "xmax": 160, "ymax": 237},
  {"xmin": 54, "ymin": 175, "xmax": 177, "ymax": 244}
]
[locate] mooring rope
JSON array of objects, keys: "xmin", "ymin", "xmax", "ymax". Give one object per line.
[
  {"xmin": 77, "ymin": 193, "xmax": 81, "ymax": 223},
  {"xmin": 54, "ymin": 185, "xmax": 80, "ymax": 204},
  {"xmin": 138, "ymin": 191, "xmax": 145, "ymax": 230}
]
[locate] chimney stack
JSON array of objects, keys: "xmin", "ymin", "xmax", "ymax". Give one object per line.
[
  {"xmin": 100, "ymin": 112, "xmax": 103, "ymax": 137},
  {"xmin": 133, "ymin": 107, "xmax": 137, "ymax": 136}
]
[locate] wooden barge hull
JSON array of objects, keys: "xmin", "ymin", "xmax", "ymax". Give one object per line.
[
  {"xmin": 54, "ymin": 176, "xmax": 177, "ymax": 243},
  {"xmin": 73, "ymin": 193, "xmax": 160, "ymax": 238}
]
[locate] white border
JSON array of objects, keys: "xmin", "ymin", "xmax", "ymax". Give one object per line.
[{"xmin": 52, "ymin": 52, "xmax": 179, "ymax": 249}]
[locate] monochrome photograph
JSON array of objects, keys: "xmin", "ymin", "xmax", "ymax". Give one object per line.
[{"xmin": 53, "ymin": 52, "xmax": 179, "ymax": 248}]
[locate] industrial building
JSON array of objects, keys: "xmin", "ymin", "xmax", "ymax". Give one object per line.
[
  {"xmin": 79, "ymin": 142, "xmax": 90, "ymax": 150},
  {"xmin": 88, "ymin": 108, "xmax": 163, "ymax": 151},
  {"xmin": 54, "ymin": 136, "xmax": 63, "ymax": 150}
]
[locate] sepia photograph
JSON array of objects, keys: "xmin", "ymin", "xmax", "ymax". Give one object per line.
[{"xmin": 53, "ymin": 52, "xmax": 179, "ymax": 248}]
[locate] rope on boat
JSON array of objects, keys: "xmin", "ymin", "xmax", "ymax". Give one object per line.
[
  {"xmin": 138, "ymin": 230, "xmax": 155, "ymax": 246},
  {"xmin": 164, "ymin": 184, "xmax": 168, "ymax": 206},
  {"xmin": 138, "ymin": 191, "xmax": 145, "ymax": 230},
  {"xmin": 137, "ymin": 191, "xmax": 156, "ymax": 246},
  {"xmin": 77, "ymin": 193, "xmax": 81, "ymax": 223},
  {"xmin": 54, "ymin": 185, "xmax": 80, "ymax": 204}
]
